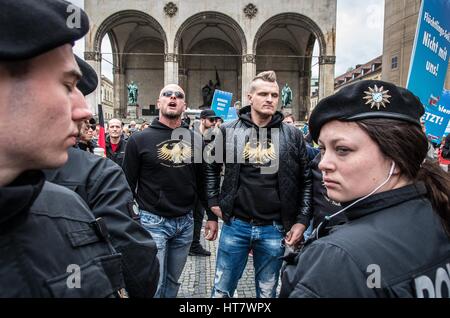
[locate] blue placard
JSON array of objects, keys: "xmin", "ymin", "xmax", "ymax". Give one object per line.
[
  {"xmin": 424, "ymin": 90, "xmax": 450, "ymax": 141},
  {"xmin": 225, "ymin": 107, "xmax": 238, "ymax": 122},
  {"xmin": 407, "ymin": 0, "xmax": 450, "ymax": 143},
  {"xmin": 211, "ymin": 90, "xmax": 233, "ymax": 119}
]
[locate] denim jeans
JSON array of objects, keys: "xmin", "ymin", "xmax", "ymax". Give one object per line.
[
  {"xmin": 303, "ymin": 222, "xmax": 314, "ymax": 241},
  {"xmin": 212, "ymin": 218, "xmax": 285, "ymax": 298},
  {"xmin": 140, "ymin": 209, "xmax": 194, "ymax": 298}
]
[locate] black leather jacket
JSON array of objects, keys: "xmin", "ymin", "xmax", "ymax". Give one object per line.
[
  {"xmin": 106, "ymin": 136, "xmax": 127, "ymax": 167},
  {"xmin": 204, "ymin": 106, "xmax": 313, "ymax": 230}
]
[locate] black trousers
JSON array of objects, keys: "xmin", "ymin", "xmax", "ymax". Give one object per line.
[{"xmin": 192, "ymin": 199, "xmax": 205, "ymax": 246}]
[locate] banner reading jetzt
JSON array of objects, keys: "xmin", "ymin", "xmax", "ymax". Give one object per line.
[{"xmin": 407, "ymin": 0, "xmax": 450, "ymax": 143}]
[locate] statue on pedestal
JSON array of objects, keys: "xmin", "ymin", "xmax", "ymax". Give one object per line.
[
  {"xmin": 281, "ymin": 83, "xmax": 293, "ymax": 108},
  {"xmin": 199, "ymin": 68, "xmax": 221, "ymax": 109},
  {"xmin": 127, "ymin": 81, "xmax": 139, "ymax": 105}
]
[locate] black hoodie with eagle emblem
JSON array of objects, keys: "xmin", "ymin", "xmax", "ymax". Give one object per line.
[{"xmin": 123, "ymin": 118, "xmax": 216, "ymax": 220}]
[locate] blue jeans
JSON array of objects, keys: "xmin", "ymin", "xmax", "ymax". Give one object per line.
[
  {"xmin": 212, "ymin": 218, "xmax": 285, "ymax": 298},
  {"xmin": 140, "ymin": 210, "xmax": 194, "ymax": 298},
  {"xmin": 303, "ymin": 222, "xmax": 314, "ymax": 241}
]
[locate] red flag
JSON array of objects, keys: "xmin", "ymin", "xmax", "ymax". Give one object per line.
[{"xmin": 97, "ymin": 104, "xmax": 106, "ymax": 156}]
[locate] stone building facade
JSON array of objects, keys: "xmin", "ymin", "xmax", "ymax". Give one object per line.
[
  {"xmin": 335, "ymin": 56, "xmax": 382, "ymax": 91},
  {"xmin": 83, "ymin": 0, "xmax": 336, "ymax": 121},
  {"xmin": 100, "ymin": 75, "xmax": 115, "ymax": 120}
]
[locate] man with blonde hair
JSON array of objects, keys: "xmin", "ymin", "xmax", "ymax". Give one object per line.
[{"xmin": 205, "ymin": 71, "xmax": 313, "ymax": 298}]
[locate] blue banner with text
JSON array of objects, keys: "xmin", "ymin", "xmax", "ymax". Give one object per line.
[{"xmin": 407, "ymin": 0, "xmax": 450, "ymax": 143}]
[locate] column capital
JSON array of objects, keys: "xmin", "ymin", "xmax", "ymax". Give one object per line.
[
  {"xmin": 164, "ymin": 53, "xmax": 178, "ymax": 63},
  {"xmin": 84, "ymin": 51, "xmax": 102, "ymax": 62},
  {"xmin": 242, "ymin": 54, "xmax": 256, "ymax": 64},
  {"xmin": 319, "ymin": 55, "xmax": 336, "ymax": 65}
]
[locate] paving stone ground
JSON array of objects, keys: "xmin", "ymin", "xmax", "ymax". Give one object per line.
[{"xmin": 178, "ymin": 220, "xmax": 282, "ymax": 298}]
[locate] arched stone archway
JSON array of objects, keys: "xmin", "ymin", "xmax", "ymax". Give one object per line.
[
  {"xmin": 174, "ymin": 12, "xmax": 247, "ymax": 109},
  {"xmin": 253, "ymin": 13, "xmax": 334, "ymax": 120},
  {"xmin": 90, "ymin": 11, "xmax": 168, "ymax": 117}
]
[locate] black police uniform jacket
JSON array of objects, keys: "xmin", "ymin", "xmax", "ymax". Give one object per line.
[
  {"xmin": 44, "ymin": 147, "xmax": 159, "ymax": 298},
  {"xmin": 204, "ymin": 106, "xmax": 313, "ymax": 230},
  {"xmin": 280, "ymin": 183, "xmax": 450, "ymax": 298},
  {"xmin": 0, "ymin": 171, "xmax": 125, "ymax": 297}
]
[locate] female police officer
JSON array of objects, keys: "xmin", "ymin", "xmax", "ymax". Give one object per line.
[{"xmin": 280, "ymin": 80, "xmax": 450, "ymax": 298}]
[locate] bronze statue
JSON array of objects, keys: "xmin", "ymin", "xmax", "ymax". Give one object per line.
[
  {"xmin": 127, "ymin": 81, "xmax": 139, "ymax": 105},
  {"xmin": 281, "ymin": 83, "xmax": 293, "ymax": 108}
]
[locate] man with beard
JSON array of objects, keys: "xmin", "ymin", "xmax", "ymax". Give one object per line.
[{"xmin": 122, "ymin": 84, "xmax": 218, "ymax": 298}]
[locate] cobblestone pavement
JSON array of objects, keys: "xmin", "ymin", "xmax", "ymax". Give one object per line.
[{"xmin": 178, "ymin": 220, "xmax": 283, "ymax": 298}]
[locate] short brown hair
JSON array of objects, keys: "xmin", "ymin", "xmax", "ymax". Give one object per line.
[
  {"xmin": 282, "ymin": 111, "xmax": 295, "ymax": 121},
  {"xmin": 0, "ymin": 60, "xmax": 31, "ymax": 78},
  {"xmin": 248, "ymin": 70, "xmax": 278, "ymax": 93}
]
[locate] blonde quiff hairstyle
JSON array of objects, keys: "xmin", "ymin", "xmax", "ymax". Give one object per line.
[{"xmin": 248, "ymin": 70, "xmax": 278, "ymax": 93}]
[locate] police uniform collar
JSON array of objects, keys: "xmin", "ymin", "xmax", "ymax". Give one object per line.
[
  {"xmin": 302, "ymin": 183, "xmax": 428, "ymax": 247},
  {"xmin": 0, "ymin": 170, "xmax": 45, "ymax": 229},
  {"xmin": 343, "ymin": 183, "xmax": 427, "ymax": 221}
]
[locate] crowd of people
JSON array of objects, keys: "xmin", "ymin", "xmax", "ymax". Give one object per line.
[{"xmin": 1, "ymin": 0, "xmax": 449, "ymax": 299}]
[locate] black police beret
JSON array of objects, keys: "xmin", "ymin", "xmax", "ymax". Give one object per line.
[
  {"xmin": 75, "ymin": 56, "xmax": 98, "ymax": 96},
  {"xmin": 0, "ymin": 0, "xmax": 89, "ymax": 60},
  {"xmin": 309, "ymin": 80, "xmax": 425, "ymax": 142}
]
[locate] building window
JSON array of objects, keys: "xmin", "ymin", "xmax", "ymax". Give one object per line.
[{"xmin": 391, "ymin": 56, "xmax": 398, "ymax": 70}]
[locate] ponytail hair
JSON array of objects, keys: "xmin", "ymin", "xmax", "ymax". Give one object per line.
[
  {"xmin": 417, "ymin": 162, "xmax": 450, "ymax": 235},
  {"xmin": 357, "ymin": 119, "xmax": 450, "ymax": 236}
]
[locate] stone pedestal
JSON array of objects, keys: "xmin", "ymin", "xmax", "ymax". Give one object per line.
[{"xmin": 127, "ymin": 104, "xmax": 138, "ymax": 119}]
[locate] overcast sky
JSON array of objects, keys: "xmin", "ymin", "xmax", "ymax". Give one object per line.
[{"xmin": 71, "ymin": 0, "xmax": 385, "ymax": 80}]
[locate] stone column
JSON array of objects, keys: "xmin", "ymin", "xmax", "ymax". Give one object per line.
[
  {"xmin": 241, "ymin": 54, "xmax": 257, "ymax": 105},
  {"xmin": 164, "ymin": 53, "xmax": 179, "ymax": 85},
  {"xmin": 178, "ymin": 68, "xmax": 188, "ymax": 96},
  {"xmin": 318, "ymin": 55, "xmax": 336, "ymax": 100},
  {"xmin": 298, "ymin": 70, "xmax": 312, "ymax": 121},
  {"xmin": 113, "ymin": 67, "xmax": 125, "ymax": 118},
  {"xmin": 84, "ymin": 51, "xmax": 102, "ymax": 115}
]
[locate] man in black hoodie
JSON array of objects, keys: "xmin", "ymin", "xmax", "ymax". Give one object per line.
[
  {"xmin": 122, "ymin": 84, "xmax": 219, "ymax": 298},
  {"xmin": 205, "ymin": 71, "xmax": 313, "ymax": 298}
]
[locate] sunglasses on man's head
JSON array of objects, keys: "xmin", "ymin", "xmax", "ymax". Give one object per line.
[{"xmin": 162, "ymin": 90, "xmax": 185, "ymax": 99}]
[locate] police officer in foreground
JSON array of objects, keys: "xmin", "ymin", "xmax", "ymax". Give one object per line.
[
  {"xmin": 0, "ymin": 0, "xmax": 126, "ymax": 297},
  {"xmin": 44, "ymin": 57, "xmax": 159, "ymax": 298},
  {"xmin": 280, "ymin": 80, "xmax": 450, "ymax": 298}
]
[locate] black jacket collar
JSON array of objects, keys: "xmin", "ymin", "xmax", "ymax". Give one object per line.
[
  {"xmin": 151, "ymin": 117, "xmax": 189, "ymax": 130},
  {"xmin": 344, "ymin": 182, "xmax": 428, "ymax": 221},
  {"xmin": 238, "ymin": 106, "xmax": 284, "ymax": 129},
  {"xmin": 0, "ymin": 170, "xmax": 45, "ymax": 226}
]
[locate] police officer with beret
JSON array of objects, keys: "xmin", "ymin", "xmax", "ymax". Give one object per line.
[
  {"xmin": 44, "ymin": 57, "xmax": 160, "ymax": 298},
  {"xmin": 0, "ymin": 0, "xmax": 126, "ymax": 297},
  {"xmin": 280, "ymin": 80, "xmax": 450, "ymax": 298}
]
